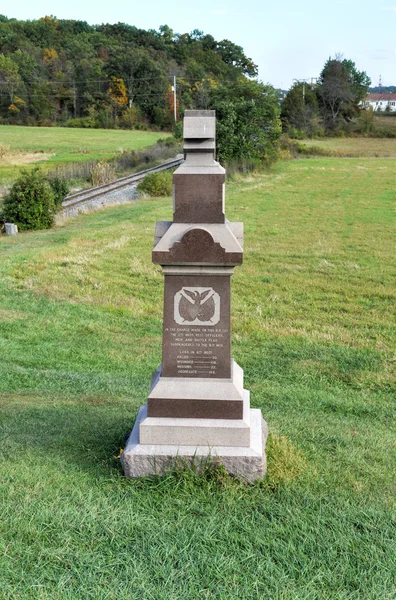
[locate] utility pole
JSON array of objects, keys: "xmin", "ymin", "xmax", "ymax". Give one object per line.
[{"xmin": 173, "ymin": 75, "xmax": 177, "ymax": 122}]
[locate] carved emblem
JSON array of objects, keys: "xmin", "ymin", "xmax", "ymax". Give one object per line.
[{"xmin": 174, "ymin": 287, "xmax": 220, "ymax": 326}]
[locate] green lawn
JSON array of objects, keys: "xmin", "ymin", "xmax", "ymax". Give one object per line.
[
  {"xmin": 0, "ymin": 155, "xmax": 395, "ymax": 599},
  {"xmin": 0, "ymin": 126, "xmax": 166, "ymax": 184}
]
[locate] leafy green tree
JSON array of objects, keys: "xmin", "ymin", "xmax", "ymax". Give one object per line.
[
  {"xmin": 48, "ymin": 176, "xmax": 70, "ymax": 207},
  {"xmin": 216, "ymin": 40, "xmax": 258, "ymax": 77},
  {"xmin": 211, "ymin": 79, "xmax": 281, "ymax": 163},
  {"xmin": 158, "ymin": 24, "xmax": 174, "ymax": 44},
  {"xmin": 2, "ymin": 168, "xmax": 56, "ymax": 230},
  {"xmin": 317, "ymin": 57, "xmax": 370, "ymax": 129},
  {"xmin": 30, "ymin": 83, "xmax": 56, "ymax": 121},
  {"xmin": 357, "ymin": 106, "xmax": 375, "ymax": 134},
  {"xmin": 281, "ymin": 82, "xmax": 319, "ymax": 136},
  {"xmin": 0, "ymin": 54, "xmax": 22, "ymax": 105}
]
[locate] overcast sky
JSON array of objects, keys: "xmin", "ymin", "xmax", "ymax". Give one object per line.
[{"xmin": 3, "ymin": 0, "xmax": 396, "ymax": 89}]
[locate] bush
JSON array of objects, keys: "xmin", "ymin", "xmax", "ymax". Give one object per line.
[
  {"xmin": 137, "ymin": 171, "xmax": 173, "ymax": 197},
  {"xmin": 2, "ymin": 168, "xmax": 56, "ymax": 230},
  {"xmin": 48, "ymin": 177, "xmax": 70, "ymax": 207},
  {"xmin": 173, "ymin": 121, "xmax": 183, "ymax": 140},
  {"xmin": 38, "ymin": 119, "xmax": 54, "ymax": 127},
  {"xmin": 118, "ymin": 106, "xmax": 142, "ymax": 129},
  {"xmin": 65, "ymin": 117, "xmax": 96, "ymax": 128}
]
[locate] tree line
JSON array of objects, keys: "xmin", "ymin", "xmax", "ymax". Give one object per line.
[
  {"xmin": 0, "ymin": 16, "xmax": 259, "ymax": 129},
  {"xmin": 0, "ymin": 15, "xmax": 282, "ymax": 163}
]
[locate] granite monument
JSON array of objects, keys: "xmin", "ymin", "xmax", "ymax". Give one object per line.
[{"xmin": 121, "ymin": 110, "xmax": 268, "ymax": 481}]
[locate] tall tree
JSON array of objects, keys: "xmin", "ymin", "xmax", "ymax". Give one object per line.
[
  {"xmin": 211, "ymin": 78, "xmax": 281, "ymax": 163},
  {"xmin": 317, "ymin": 57, "xmax": 370, "ymax": 129},
  {"xmin": 0, "ymin": 54, "xmax": 22, "ymax": 105},
  {"xmin": 281, "ymin": 82, "xmax": 319, "ymax": 135}
]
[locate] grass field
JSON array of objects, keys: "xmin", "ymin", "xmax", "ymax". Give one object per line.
[
  {"xmin": 374, "ymin": 115, "xmax": 396, "ymax": 130},
  {"xmin": 0, "ymin": 154, "xmax": 395, "ymax": 599},
  {"xmin": 300, "ymin": 136, "xmax": 396, "ymax": 156},
  {"xmin": 0, "ymin": 126, "xmax": 166, "ymax": 184}
]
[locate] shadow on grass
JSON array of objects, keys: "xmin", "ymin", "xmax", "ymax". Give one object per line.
[{"xmin": 0, "ymin": 395, "xmax": 136, "ymax": 477}]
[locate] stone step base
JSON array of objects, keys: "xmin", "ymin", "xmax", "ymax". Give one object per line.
[
  {"xmin": 141, "ymin": 390, "xmax": 250, "ymax": 447},
  {"xmin": 121, "ymin": 406, "xmax": 268, "ymax": 483}
]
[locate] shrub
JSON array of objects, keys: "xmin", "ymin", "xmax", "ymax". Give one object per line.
[
  {"xmin": 65, "ymin": 117, "xmax": 96, "ymax": 128},
  {"xmin": 48, "ymin": 176, "xmax": 70, "ymax": 207},
  {"xmin": 118, "ymin": 106, "xmax": 142, "ymax": 129},
  {"xmin": 38, "ymin": 119, "xmax": 54, "ymax": 127},
  {"xmin": 2, "ymin": 168, "xmax": 56, "ymax": 230},
  {"xmin": 137, "ymin": 171, "xmax": 173, "ymax": 197},
  {"xmin": 173, "ymin": 121, "xmax": 183, "ymax": 140},
  {"xmin": 288, "ymin": 127, "xmax": 307, "ymax": 140}
]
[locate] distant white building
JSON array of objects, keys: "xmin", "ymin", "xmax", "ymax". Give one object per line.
[{"xmin": 361, "ymin": 93, "xmax": 396, "ymax": 112}]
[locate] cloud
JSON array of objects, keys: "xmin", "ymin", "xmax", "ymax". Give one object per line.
[
  {"xmin": 381, "ymin": 5, "xmax": 396, "ymax": 12},
  {"xmin": 209, "ymin": 9, "xmax": 226, "ymax": 15}
]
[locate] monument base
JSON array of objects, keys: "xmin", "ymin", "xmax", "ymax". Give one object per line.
[{"xmin": 121, "ymin": 405, "xmax": 268, "ymax": 482}]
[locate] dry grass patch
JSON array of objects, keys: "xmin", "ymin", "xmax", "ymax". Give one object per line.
[
  {"xmin": 266, "ymin": 433, "xmax": 308, "ymax": 487},
  {"xmin": 0, "ymin": 308, "xmax": 25, "ymax": 321},
  {"xmin": 300, "ymin": 137, "xmax": 396, "ymax": 157},
  {"xmin": 0, "ymin": 151, "xmax": 55, "ymax": 166}
]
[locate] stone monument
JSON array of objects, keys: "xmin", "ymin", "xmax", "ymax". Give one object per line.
[
  {"xmin": 121, "ymin": 110, "xmax": 268, "ymax": 481},
  {"xmin": 5, "ymin": 223, "xmax": 18, "ymax": 236}
]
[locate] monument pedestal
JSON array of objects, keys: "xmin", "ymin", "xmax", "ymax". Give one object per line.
[
  {"xmin": 121, "ymin": 110, "xmax": 268, "ymax": 481},
  {"xmin": 121, "ymin": 405, "xmax": 268, "ymax": 482},
  {"xmin": 122, "ymin": 358, "xmax": 268, "ymax": 481}
]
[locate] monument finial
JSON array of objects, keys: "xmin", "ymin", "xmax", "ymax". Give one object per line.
[{"xmin": 173, "ymin": 109, "xmax": 225, "ymax": 224}]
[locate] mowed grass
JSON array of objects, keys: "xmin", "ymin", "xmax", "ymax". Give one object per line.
[
  {"xmin": 300, "ymin": 136, "xmax": 396, "ymax": 156},
  {"xmin": 0, "ymin": 125, "xmax": 166, "ymax": 183},
  {"xmin": 0, "ymin": 155, "xmax": 395, "ymax": 599}
]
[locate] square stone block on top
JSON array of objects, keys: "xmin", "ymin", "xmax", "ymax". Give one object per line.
[{"xmin": 183, "ymin": 110, "xmax": 215, "ymax": 140}]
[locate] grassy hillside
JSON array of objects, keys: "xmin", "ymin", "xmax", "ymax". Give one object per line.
[
  {"xmin": 0, "ymin": 155, "xmax": 395, "ymax": 599},
  {"xmin": 0, "ymin": 126, "xmax": 166, "ymax": 184}
]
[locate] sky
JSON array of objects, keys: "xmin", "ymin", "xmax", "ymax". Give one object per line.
[{"xmin": 3, "ymin": 0, "xmax": 396, "ymax": 89}]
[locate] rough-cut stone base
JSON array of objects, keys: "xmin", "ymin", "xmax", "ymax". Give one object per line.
[{"xmin": 121, "ymin": 406, "xmax": 268, "ymax": 482}]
